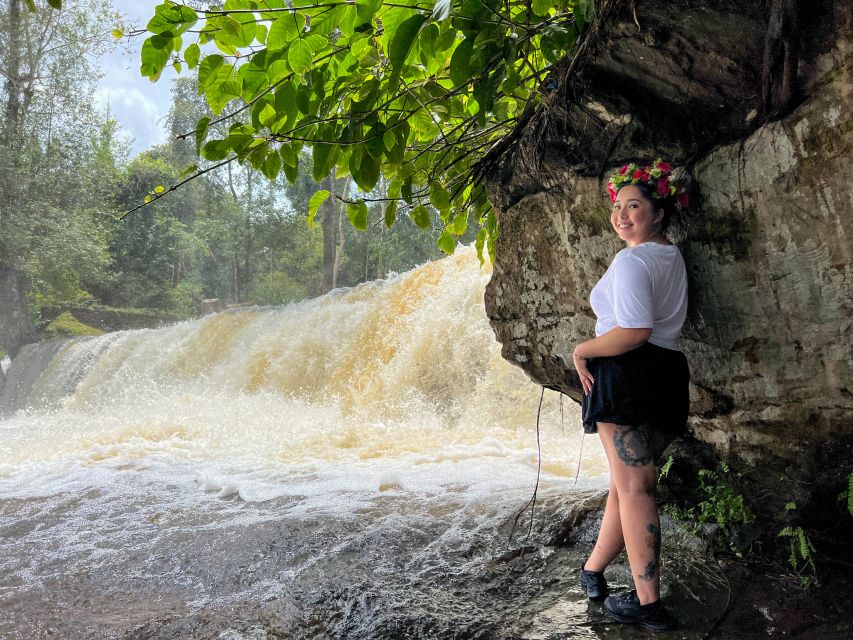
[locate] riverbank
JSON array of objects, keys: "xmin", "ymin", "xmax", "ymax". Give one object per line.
[{"xmin": 548, "ymin": 493, "xmax": 852, "ymax": 640}]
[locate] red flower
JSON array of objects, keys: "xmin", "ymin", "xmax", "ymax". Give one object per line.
[
  {"xmin": 619, "ymin": 164, "xmax": 629, "ymax": 175},
  {"xmin": 656, "ymin": 161, "xmax": 671, "ymax": 173},
  {"xmin": 608, "ymin": 182, "xmax": 617, "ymax": 202},
  {"xmin": 657, "ymin": 178, "xmax": 669, "ymax": 196},
  {"xmin": 677, "ymin": 191, "xmax": 690, "ymax": 208},
  {"xmin": 632, "ymin": 168, "xmax": 649, "ymax": 181}
]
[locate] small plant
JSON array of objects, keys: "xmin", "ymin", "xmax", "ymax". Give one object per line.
[
  {"xmin": 658, "ymin": 455, "xmax": 675, "ymax": 481},
  {"xmin": 693, "ymin": 462, "xmax": 754, "ymax": 551},
  {"xmin": 778, "ymin": 502, "xmax": 819, "ymax": 590}
]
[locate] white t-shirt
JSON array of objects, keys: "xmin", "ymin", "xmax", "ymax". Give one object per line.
[{"xmin": 589, "ymin": 243, "xmax": 687, "ymax": 350}]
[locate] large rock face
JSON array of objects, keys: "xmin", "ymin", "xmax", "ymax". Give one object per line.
[{"xmin": 483, "ymin": 0, "xmax": 852, "ymax": 520}]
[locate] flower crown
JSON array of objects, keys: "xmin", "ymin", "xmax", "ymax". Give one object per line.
[{"xmin": 607, "ymin": 159, "xmax": 689, "ymax": 208}]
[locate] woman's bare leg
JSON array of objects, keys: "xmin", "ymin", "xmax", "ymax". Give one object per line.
[
  {"xmin": 597, "ymin": 422, "xmax": 662, "ymax": 605},
  {"xmin": 584, "ymin": 438, "xmax": 625, "ymax": 572}
]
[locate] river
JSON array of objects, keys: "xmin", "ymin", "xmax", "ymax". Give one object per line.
[{"xmin": 0, "ymin": 248, "xmax": 612, "ymax": 639}]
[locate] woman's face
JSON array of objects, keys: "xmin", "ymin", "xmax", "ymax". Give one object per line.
[{"xmin": 610, "ymin": 185, "xmax": 664, "ymax": 246}]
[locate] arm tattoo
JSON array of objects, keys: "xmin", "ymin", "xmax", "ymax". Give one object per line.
[
  {"xmin": 612, "ymin": 424, "xmax": 653, "ymax": 467},
  {"xmin": 638, "ymin": 523, "xmax": 662, "ymax": 582}
]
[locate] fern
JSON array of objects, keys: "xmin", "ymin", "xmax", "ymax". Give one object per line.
[
  {"xmin": 658, "ymin": 455, "xmax": 675, "ymax": 481},
  {"xmin": 778, "ymin": 506, "xmax": 819, "ymax": 590}
]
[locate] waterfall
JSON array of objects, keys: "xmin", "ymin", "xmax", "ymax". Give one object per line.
[{"xmin": 0, "ymin": 248, "xmax": 607, "ymax": 639}]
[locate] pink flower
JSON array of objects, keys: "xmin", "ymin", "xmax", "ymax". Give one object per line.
[
  {"xmin": 657, "ymin": 178, "xmax": 669, "ymax": 196},
  {"xmin": 677, "ymin": 191, "xmax": 690, "ymax": 208},
  {"xmin": 619, "ymin": 164, "xmax": 629, "ymax": 175},
  {"xmin": 608, "ymin": 182, "xmax": 617, "ymax": 202},
  {"xmin": 632, "ymin": 168, "xmax": 649, "ymax": 181},
  {"xmin": 656, "ymin": 161, "xmax": 671, "ymax": 173}
]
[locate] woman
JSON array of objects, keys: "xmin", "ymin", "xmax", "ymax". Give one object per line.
[{"xmin": 572, "ymin": 160, "xmax": 690, "ymax": 631}]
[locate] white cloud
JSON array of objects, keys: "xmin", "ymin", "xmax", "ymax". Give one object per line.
[
  {"xmin": 95, "ymin": 0, "xmax": 181, "ymax": 157},
  {"xmin": 94, "ymin": 86, "xmax": 164, "ymax": 152}
]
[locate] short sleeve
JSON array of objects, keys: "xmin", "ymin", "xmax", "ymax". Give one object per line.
[{"xmin": 611, "ymin": 254, "xmax": 654, "ymax": 328}]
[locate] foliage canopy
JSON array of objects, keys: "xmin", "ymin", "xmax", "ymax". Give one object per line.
[{"xmin": 129, "ymin": 0, "xmax": 594, "ymax": 261}]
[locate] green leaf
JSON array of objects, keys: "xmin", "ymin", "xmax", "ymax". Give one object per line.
[
  {"xmin": 46, "ymin": 0, "xmax": 61, "ymax": 8},
  {"xmin": 274, "ymin": 81, "xmax": 298, "ymax": 124},
  {"xmin": 531, "ymin": 0, "xmax": 551, "ymax": 17},
  {"xmin": 486, "ymin": 208, "xmax": 497, "ymax": 235},
  {"xmin": 267, "ymin": 59, "xmax": 291, "ymax": 85},
  {"xmin": 147, "ymin": 4, "xmax": 197, "ymax": 36},
  {"xmin": 246, "ymin": 141, "xmax": 270, "ymax": 170},
  {"xmin": 195, "ymin": 116, "xmax": 210, "ymax": 153},
  {"xmin": 112, "ymin": 28, "xmax": 124, "ymax": 40},
  {"xmin": 288, "ymin": 39, "xmax": 313, "ymax": 74},
  {"xmin": 384, "ymin": 200, "xmax": 397, "ymax": 228},
  {"xmin": 447, "ymin": 209, "xmax": 468, "ymax": 235},
  {"xmin": 575, "ymin": 0, "xmax": 596, "ymax": 21},
  {"xmin": 410, "ymin": 204, "xmax": 431, "ymax": 230},
  {"xmin": 475, "ymin": 227, "xmax": 487, "ymax": 264},
  {"xmin": 389, "ymin": 14, "xmax": 427, "ymax": 77},
  {"xmin": 218, "ymin": 16, "xmax": 242, "ymax": 39},
  {"xmin": 262, "ymin": 150, "xmax": 282, "ymax": 180},
  {"xmin": 383, "ymin": 129, "xmax": 397, "ymax": 153},
  {"xmin": 282, "ymin": 160, "xmax": 298, "ymax": 184},
  {"xmin": 347, "ymin": 201, "xmax": 369, "ymax": 232},
  {"xmin": 201, "ymin": 139, "xmax": 231, "ymax": 161},
  {"xmin": 312, "ymin": 142, "xmax": 339, "ymax": 182},
  {"xmin": 449, "ymin": 38, "xmax": 474, "ymax": 86},
  {"xmin": 436, "ymin": 229, "xmax": 457, "ymax": 254},
  {"xmin": 258, "ymin": 103, "xmax": 278, "ymax": 127},
  {"xmin": 197, "ymin": 55, "xmax": 225, "ymax": 90},
  {"xmin": 185, "ymin": 43, "xmax": 200, "ymax": 69},
  {"xmin": 140, "ymin": 34, "xmax": 173, "ymax": 78},
  {"xmin": 179, "ymin": 164, "xmax": 198, "ymax": 179},
  {"xmin": 241, "ymin": 62, "xmax": 269, "ymax": 102},
  {"xmin": 308, "ymin": 190, "xmax": 331, "ymax": 227},
  {"xmin": 312, "ymin": 4, "xmax": 357, "ymax": 37},
  {"xmin": 280, "ymin": 143, "xmax": 298, "ymax": 168},
  {"xmin": 304, "ymin": 33, "xmax": 327, "ymax": 54},
  {"xmin": 356, "ymin": 152, "xmax": 380, "ymax": 191},
  {"xmin": 355, "ymin": 0, "xmax": 383, "ymax": 24},
  {"xmin": 268, "ymin": 13, "xmax": 306, "ymax": 50},
  {"xmin": 429, "ymin": 183, "xmax": 451, "ymax": 210}
]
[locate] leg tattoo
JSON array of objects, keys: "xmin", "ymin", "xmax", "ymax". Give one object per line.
[
  {"xmin": 638, "ymin": 522, "xmax": 662, "ymax": 582},
  {"xmin": 612, "ymin": 424, "xmax": 653, "ymax": 467}
]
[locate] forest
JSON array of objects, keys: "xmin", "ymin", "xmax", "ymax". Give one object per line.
[{"xmin": 0, "ymin": 0, "xmax": 462, "ymax": 360}]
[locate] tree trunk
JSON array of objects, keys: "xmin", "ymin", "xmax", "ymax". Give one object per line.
[
  {"xmin": 0, "ymin": 0, "xmax": 35, "ymax": 358},
  {"xmin": 243, "ymin": 168, "xmax": 253, "ymax": 300},
  {"xmin": 319, "ymin": 174, "xmax": 336, "ymax": 292},
  {"xmin": 0, "ymin": 266, "xmax": 34, "ymax": 359},
  {"xmin": 3, "ymin": 0, "xmax": 23, "ymax": 149},
  {"xmin": 331, "ymin": 175, "xmax": 350, "ymax": 290}
]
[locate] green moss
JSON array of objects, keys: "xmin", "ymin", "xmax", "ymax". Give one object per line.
[{"xmin": 45, "ymin": 312, "xmax": 104, "ymax": 338}]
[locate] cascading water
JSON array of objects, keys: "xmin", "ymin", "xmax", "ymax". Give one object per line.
[{"xmin": 0, "ymin": 248, "xmax": 610, "ymax": 639}]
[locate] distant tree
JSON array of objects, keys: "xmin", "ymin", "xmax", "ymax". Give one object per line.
[{"xmin": 0, "ymin": 0, "xmax": 120, "ymax": 356}]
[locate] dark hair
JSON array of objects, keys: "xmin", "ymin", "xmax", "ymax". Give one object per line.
[{"xmin": 615, "ymin": 181, "xmax": 677, "ymax": 232}]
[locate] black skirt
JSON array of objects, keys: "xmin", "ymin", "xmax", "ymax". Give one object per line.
[{"xmin": 580, "ymin": 342, "xmax": 690, "ymax": 435}]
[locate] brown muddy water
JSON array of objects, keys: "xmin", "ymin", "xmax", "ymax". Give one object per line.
[{"xmin": 0, "ymin": 250, "xmax": 729, "ymax": 638}]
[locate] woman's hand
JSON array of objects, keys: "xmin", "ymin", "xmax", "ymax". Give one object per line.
[{"xmin": 573, "ymin": 352, "xmax": 594, "ymax": 396}]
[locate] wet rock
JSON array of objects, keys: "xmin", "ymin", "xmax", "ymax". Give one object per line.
[{"xmin": 482, "ymin": 0, "xmax": 853, "ymax": 524}]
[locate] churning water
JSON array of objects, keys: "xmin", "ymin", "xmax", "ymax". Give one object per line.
[{"xmin": 0, "ymin": 248, "xmax": 611, "ymax": 639}]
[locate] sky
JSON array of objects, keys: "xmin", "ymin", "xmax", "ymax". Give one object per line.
[{"xmin": 94, "ymin": 1, "xmax": 179, "ymax": 157}]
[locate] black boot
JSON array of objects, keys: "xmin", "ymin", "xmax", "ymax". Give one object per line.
[
  {"xmin": 579, "ymin": 564, "xmax": 609, "ymax": 602},
  {"xmin": 604, "ymin": 590, "xmax": 677, "ymax": 631}
]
